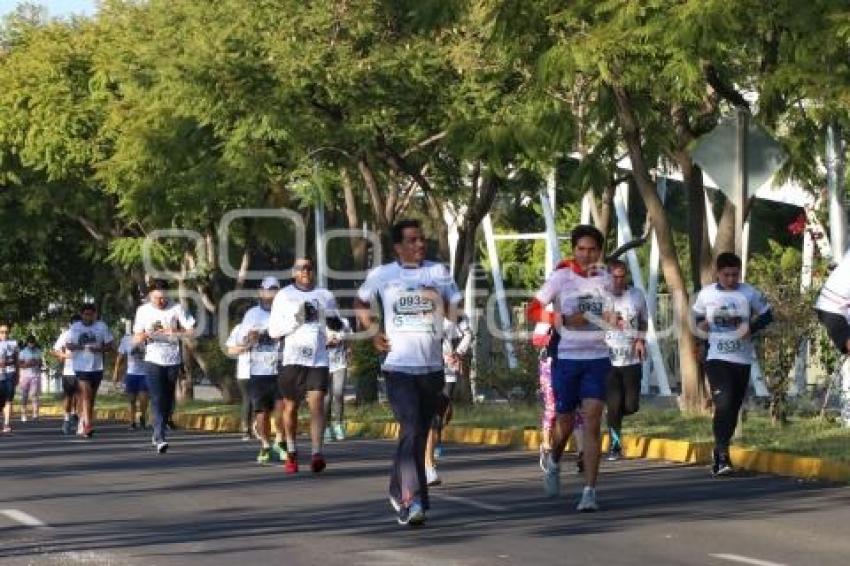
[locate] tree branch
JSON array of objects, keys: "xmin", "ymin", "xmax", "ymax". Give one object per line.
[{"xmin": 703, "ymin": 62, "xmax": 749, "ymax": 110}]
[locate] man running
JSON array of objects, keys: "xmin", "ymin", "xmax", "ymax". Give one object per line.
[
  {"xmin": 228, "ymin": 276, "xmax": 282, "ymax": 465},
  {"xmin": 531, "ymin": 224, "xmax": 612, "ymax": 512},
  {"xmin": 133, "ymin": 280, "xmax": 196, "ymax": 454},
  {"xmin": 18, "ymin": 335, "xmax": 43, "ymax": 423},
  {"xmin": 425, "ymin": 313, "xmax": 473, "ymax": 486},
  {"xmin": 65, "ymin": 303, "xmax": 114, "ymax": 437},
  {"xmin": 693, "ymin": 252, "xmax": 773, "ymax": 476},
  {"xmin": 228, "ymin": 322, "xmax": 254, "ymax": 441},
  {"xmin": 0, "ymin": 324, "xmax": 19, "ymax": 433},
  {"xmin": 324, "ymin": 316, "xmax": 352, "ymax": 442},
  {"xmin": 816, "ymin": 250, "xmax": 850, "ymax": 354},
  {"xmin": 603, "ymin": 259, "xmax": 647, "ymax": 461},
  {"xmin": 114, "ymin": 322, "xmax": 149, "ymax": 430},
  {"xmin": 269, "ymin": 258, "xmax": 340, "ymax": 474},
  {"xmin": 354, "ymin": 219, "xmax": 462, "ymax": 526},
  {"xmin": 53, "ymin": 315, "xmax": 82, "ymax": 435}
]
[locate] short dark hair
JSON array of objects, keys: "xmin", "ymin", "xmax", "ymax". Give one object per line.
[
  {"xmin": 570, "ymin": 224, "xmax": 604, "ymax": 249},
  {"xmin": 391, "ymin": 219, "xmax": 422, "ymax": 245},
  {"xmin": 70, "ymin": 314, "xmax": 82, "ymax": 324},
  {"xmin": 149, "ymin": 279, "xmax": 170, "ymax": 292},
  {"xmin": 608, "ymin": 259, "xmax": 627, "ymax": 271},
  {"xmin": 716, "ymin": 252, "xmax": 742, "ymax": 271},
  {"xmin": 80, "ymin": 302, "xmax": 97, "ymax": 313}
]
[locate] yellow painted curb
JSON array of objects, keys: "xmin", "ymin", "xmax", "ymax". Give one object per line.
[{"xmin": 34, "ymin": 405, "xmax": 850, "ymax": 483}]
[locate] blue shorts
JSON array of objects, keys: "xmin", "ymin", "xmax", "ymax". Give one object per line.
[
  {"xmin": 1, "ymin": 375, "xmax": 15, "ymax": 401},
  {"xmin": 551, "ymin": 357, "xmax": 611, "ymax": 413},
  {"xmin": 124, "ymin": 374, "xmax": 149, "ymax": 395}
]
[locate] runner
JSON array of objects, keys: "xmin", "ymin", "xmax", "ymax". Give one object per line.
[
  {"xmin": 17, "ymin": 335, "xmax": 43, "ymax": 423},
  {"xmin": 425, "ymin": 313, "xmax": 473, "ymax": 486},
  {"xmin": 0, "ymin": 323, "xmax": 19, "ymax": 433},
  {"xmin": 268, "ymin": 258, "xmax": 340, "ymax": 474},
  {"xmin": 132, "ymin": 280, "xmax": 196, "ymax": 454},
  {"xmin": 227, "ymin": 277, "xmax": 282, "ymax": 465},
  {"xmin": 53, "ymin": 315, "xmax": 82, "ymax": 435},
  {"xmin": 530, "ymin": 224, "xmax": 612, "ymax": 512},
  {"xmin": 603, "ymin": 259, "xmax": 647, "ymax": 461},
  {"xmin": 113, "ymin": 322, "xmax": 149, "ymax": 430},
  {"xmin": 324, "ymin": 315, "xmax": 352, "ymax": 443},
  {"xmin": 228, "ymin": 322, "xmax": 254, "ymax": 441},
  {"xmin": 816, "ymin": 250, "xmax": 850, "ymax": 353},
  {"xmin": 354, "ymin": 219, "xmax": 462, "ymax": 526},
  {"xmin": 693, "ymin": 252, "xmax": 773, "ymax": 476},
  {"xmin": 65, "ymin": 303, "xmax": 114, "ymax": 438}
]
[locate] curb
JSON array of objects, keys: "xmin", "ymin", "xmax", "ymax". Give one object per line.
[{"xmin": 38, "ymin": 406, "xmax": 850, "ymax": 483}]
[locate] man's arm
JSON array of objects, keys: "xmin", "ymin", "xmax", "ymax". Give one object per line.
[
  {"xmin": 112, "ymin": 352, "xmax": 126, "ymax": 383},
  {"xmin": 354, "ymin": 297, "xmax": 389, "ymax": 352}
]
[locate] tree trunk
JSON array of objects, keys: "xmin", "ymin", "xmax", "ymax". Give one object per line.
[
  {"xmin": 676, "ymin": 151, "xmax": 705, "ymax": 293},
  {"xmin": 713, "ymin": 196, "xmax": 737, "ymax": 257},
  {"xmin": 425, "ymin": 191, "xmax": 451, "ymax": 262},
  {"xmin": 340, "ymin": 167, "xmax": 367, "ymax": 271},
  {"xmin": 597, "ymin": 183, "xmax": 616, "ymax": 240},
  {"xmin": 612, "ymin": 85, "xmax": 706, "ymax": 412},
  {"xmin": 452, "ymin": 173, "xmax": 499, "ymax": 289}
]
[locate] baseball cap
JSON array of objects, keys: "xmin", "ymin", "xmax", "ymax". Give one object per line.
[{"xmin": 260, "ymin": 276, "xmax": 281, "ymax": 290}]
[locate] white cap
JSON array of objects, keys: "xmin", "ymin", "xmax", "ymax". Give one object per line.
[{"xmin": 260, "ymin": 276, "xmax": 281, "ymax": 290}]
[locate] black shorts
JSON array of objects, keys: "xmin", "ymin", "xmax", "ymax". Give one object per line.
[
  {"xmin": 76, "ymin": 371, "xmax": 103, "ymax": 392},
  {"xmin": 62, "ymin": 374, "xmax": 79, "ymax": 396},
  {"xmin": 278, "ymin": 365, "xmax": 329, "ymax": 400},
  {"xmin": 249, "ymin": 375, "xmax": 279, "ymax": 413},
  {"xmin": 817, "ymin": 309, "xmax": 850, "ymax": 354}
]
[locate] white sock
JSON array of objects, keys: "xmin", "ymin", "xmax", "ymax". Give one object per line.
[{"xmin": 286, "ymin": 439, "xmax": 296, "ymax": 453}]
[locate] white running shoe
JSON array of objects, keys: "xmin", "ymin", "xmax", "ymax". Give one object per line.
[
  {"xmin": 576, "ymin": 487, "xmax": 599, "ymax": 512},
  {"xmin": 156, "ymin": 441, "xmax": 169, "ymax": 454},
  {"xmin": 426, "ymin": 466, "xmax": 441, "ymax": 486},
  {"xmin": 20, "ymin": 415, "xmax": 27, "ymax": 423},
  {"xmin": 543, "ymin": 455, "xmax": 561, "ymax": 497}
]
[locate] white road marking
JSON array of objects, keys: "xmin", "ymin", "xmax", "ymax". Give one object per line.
[
  {"xmin": 709, "ymin": 553, "xmax": 789, "ymax": 566},
  {"xmin": 1, "ymin": 508, "xmax": 49, "ymax": 528},
  {"xmin": 432, "ymin": 493, "xmax": 507, "ymax": 512}
]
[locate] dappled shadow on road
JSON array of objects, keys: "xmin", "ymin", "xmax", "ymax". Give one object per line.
[{"xmin": 1, "ymin": 419, "xmax": 848, "ymax": 560}]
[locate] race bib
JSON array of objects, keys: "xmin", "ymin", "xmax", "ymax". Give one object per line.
[
  {"xmin": 392, "ymin": 290, "xmax": 436, "ymax": 333},
  {"xmin": 715, "ymin": 338, "xmax": 742, "ymax": 354}
]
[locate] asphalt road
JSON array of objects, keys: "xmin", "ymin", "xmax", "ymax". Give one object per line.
[{"xmin": 1, "ymin": 418, "xmax": 848, "ymax": 566}]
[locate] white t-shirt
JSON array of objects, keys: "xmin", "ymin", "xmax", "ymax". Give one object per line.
[
  {"xmin": 118, "ymin": 335, "xmax": 147, "ymax": 376},
  {"xmin": 19, "ymin": 346, "xmax": 42, "ymax": 380},
  {"xmin": 225, "ymin": 324, "xmax": 251, "ymax": 381},
  {"xmin": 231, "ymin": 305, "xmax": 280, "ymax": 376},
  {"xmin": 269, "ymin": 285, "xmax": 337, "ymax": 368},
  {"xmin": 357, "ymin": 261, "xmax": 462, "ymax": 374},
  {"xmin": 67, "ymin": 321, "xmax": 114, "ymax": 373},
  {"xmin": 442, "ymin": 316, "xmax": 473, "ymax": 383},
  {"xmin": 53, "ymin": 330, "xmax": 75, "ymax": 377},
  {"xmin": 692, "ymin": 282, "xmax": 771, "ymax": 365},
  {"xmin": 534, "ymin": 267, "xmax": 612, "ymax": 360},
  {"xmin": 0, "ymin": 339, "xmax": 18, "ymax": 375},
  {"xmin": 605, "ymin": 287, "xmax": 647, "ymax": 367},
  {"xmin": 132, "ymin": 302, "xmax": 196, "ymax": 367},
  {"xmin": 816, "ymin": 249, "xmax": 850, "ymax": 316},
  {"xmin": 328, "ymin": 317, "xmax": 352, "ymax": 372}
]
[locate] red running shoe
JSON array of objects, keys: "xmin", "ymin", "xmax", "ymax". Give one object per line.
[
  {"xmin": 284, "ymin": 453, "xmax": 299, "ymax": 474},
  {"xmin": 310, "ymin": 453, "xmax": 326, "ymax": 473}
]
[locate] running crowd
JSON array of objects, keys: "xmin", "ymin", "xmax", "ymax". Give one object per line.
[{"xmin": 2, "ymin": 219, "xmax": 847, "ymax": 526}]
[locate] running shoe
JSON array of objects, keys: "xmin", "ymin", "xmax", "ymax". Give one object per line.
[
  {"xmin": 156, "ymin": 441, "xmax": 169, "ymax": 454},
  {"xmin": 606, "ymin": 445, "xmax": 622, "ymax": 462},
  {"xmin": 333, "ymin": 423, "xmax": 346, "ymax": 441},
  {"xmin": 69, "ymin": 414, "xmax": 79, "ymax": 432},
  {"xmin": 271, "ymin": 442, "xmax": 288, "ymax": 462},
  {"xmin": 543, "ymin": 455, "xmax": 561, "ymax": 497},
  {"xmin": 2, "ymin": 425, "xmax": 11, "ymax": 434},
  {"xmin": 61, "ymin": 419, "xmax": 72, "ymax": 436},
  {"xmin": 576, "ymin": 451, "xmax": 585, "ymax": 474},
  {"xmin": 20, "ymin": 415, "xmax": 27, "ymax": 423},
  {"xmin": 257, "ymin": 447, "xmax": 271, "ymax": 465},
  {"xmin": 713, "ymin": 450, "xmax": 733, "ymax": 477},
  {"xmin": 389, "ymin": 496, "xmax": 401, "ymax": 513},
  {"xmin": 398, "ymin": 501, "xmax": 426, "ymax": 526},
  {"xmin": 83, "ymin": 423, "xmax": 94, "ymax": 438},
  {"xmin": 426, "ymin": 466, "xmax": 441, "ymax": 486},
  {"xmin": 128, "ymin": 421, "xmax": 138, "ymax": 431},
  {"xmin": 241, "ymin": 431, "xmax": 253, "ymax": 441},
  {"xmin": 310, "ymin": 453, "xmax": 326, "ymax": 473},
  {"xmin": 576, "ymin": 487, "xmax": 599, "ymax": 512},
  {"xmin": 284, "ymin": 453, "xmax": 299, "ymax": 474}
]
